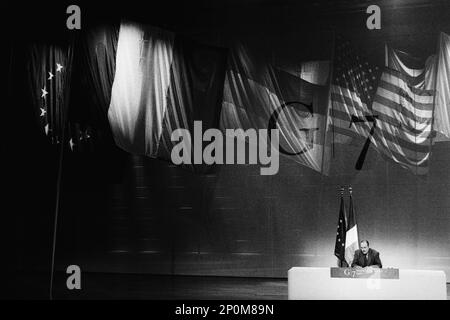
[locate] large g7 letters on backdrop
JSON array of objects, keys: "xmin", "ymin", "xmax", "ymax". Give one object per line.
[{"xmin": 268, "ymin": 101, "xmax": 319, "ymax": 156}]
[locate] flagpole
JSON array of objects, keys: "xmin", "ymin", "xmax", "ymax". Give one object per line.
[
  {"xmin": 339, "ymin": 185, "xmax": 344, "ymax": 268},
  {"xmin": 348, "ymin": 185, "xmax": 357, "ymax": 239},
  {"xmin": 49, "ymin": 35, "xmax": 76, "ymax": 300},
  {"xmin": 49, "ymin": 105, "xmax": 65, "ymax": 301},
  {"xmin": 384, "ymin": 43, "xmax": 388, "ymax": 67}
]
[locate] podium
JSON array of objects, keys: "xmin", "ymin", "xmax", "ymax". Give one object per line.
[{"xmin": 288, "ymin": 267, "xmax": 447, "ymax": 300}]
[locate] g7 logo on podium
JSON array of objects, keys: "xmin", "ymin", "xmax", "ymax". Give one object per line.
[
  {"xmin": 343, "ymin": 268, "xmax": 357, "ymax": 278},
  {"xmin": 268, "ymin": 101, "xmax": 319, "ymax": 156}
]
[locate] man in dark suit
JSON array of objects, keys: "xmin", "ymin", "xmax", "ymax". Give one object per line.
[{"xmin": 351, "ymin": 240, "xmax": 382, "ymax": 269}]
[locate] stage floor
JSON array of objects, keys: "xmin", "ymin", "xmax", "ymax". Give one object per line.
[{"xmin": 5, "ymin": 272, "xmax": 450, "ymax": 300}]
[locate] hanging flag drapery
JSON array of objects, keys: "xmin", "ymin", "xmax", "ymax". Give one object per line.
[
  {"xmin": 371, "ymin": 68, "xmax": 434, "ymax": 175},
  {"xmin": 68, "ymin": 23, "xmax": 120, "ymax": 152},
  {"xmin": 329, "ymin": 36, "xmax": 435, "ymax": 175},
  {"xmin": 108, "ymin": 21, "xmax": 227, "ymax": 172},
  {"xmin": 27, "ymin": 41, "xmax": 96, "ymax": 153},
  {"xmin": 221, "ymin": 42, "xmax": 331, "ymax": 174},
  {"xmin": 385, "ymin": 37, "xmax": 450, "ymax": 142},
  {"xmin": 344, "ymin": 189, "xmax": 359, "ymax": 266},
  {"xmin": 109, "ymin": 24, "xmax": 331, "ymax": 174},
  {"xmin": 328, "ymin": 37, "xmax": 381, "ymax": 146},
  {"xmin": 385, "ymin": 45, "xmax": 436, "ymax": 89},
  {"xmin": 28, "ymin": 43, "xmax": 73, "ymax": 145},
  {"xmin": 108, "ymin": 22, "xmax": 174, "ymax": 158},
  {"xmin": 434, "ymin": 32, "xmax": 450, "ymax": 139}
]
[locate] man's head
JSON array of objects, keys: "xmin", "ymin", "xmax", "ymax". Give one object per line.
[{"xmin": 360, "ymin": 240, "xmax": 370, "ymax": 254}]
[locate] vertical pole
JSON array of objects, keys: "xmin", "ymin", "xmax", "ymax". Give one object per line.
[
  {"xmin": 339, "ymin": 185, "xmax": 344, "ymax": 268},
  {"xmin": 384, "ymin": 43, "xmax": 388, "ymax": 67},
  {"xmin": 49, "ymin": 117, "xmax": 66, "ymax": 300},
  {"xmin": 49, "ymin": 35, "xmax": 76, "ymax": 300}
]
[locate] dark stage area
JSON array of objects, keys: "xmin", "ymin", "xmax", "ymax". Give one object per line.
[{"xmin": 5, "ymin": 273, "xmax": 450, "ymax": 300}]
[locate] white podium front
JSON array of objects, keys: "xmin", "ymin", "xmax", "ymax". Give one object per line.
[{"xmin": 288, "ymin": 267, "xmax": 447, "ymax": 300}]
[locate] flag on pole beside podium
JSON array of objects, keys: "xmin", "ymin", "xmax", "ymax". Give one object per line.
[
  {"xmin": 334, "ymin": 191, "xmax": 347, "ymax": 266},
  {"xmin": 345, "ymin": 191, "xmax": 359, "ymax": 265}
]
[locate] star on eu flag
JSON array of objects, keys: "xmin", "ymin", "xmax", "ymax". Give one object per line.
[{"xmin": 41, "ymin": 87, "xmax": 48, "ymax": 98}]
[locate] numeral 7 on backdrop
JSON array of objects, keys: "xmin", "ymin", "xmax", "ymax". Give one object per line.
[{"xmin": 349, "ymin": 115, "xmax": 378, "ymax": 170}]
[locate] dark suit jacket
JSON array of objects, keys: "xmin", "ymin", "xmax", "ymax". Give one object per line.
[{"xmin": 351, "ymin": 248, "xmax": 382, "ymax": 268}]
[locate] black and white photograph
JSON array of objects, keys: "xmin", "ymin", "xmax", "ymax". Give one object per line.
[{"xmin": 4, "ymin": 0, "xmax": 450, "ymax": 308}]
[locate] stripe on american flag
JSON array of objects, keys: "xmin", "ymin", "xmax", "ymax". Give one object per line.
[{"xmin": 371, "ymin": 68, "xmax": 434, "ymax": 174}]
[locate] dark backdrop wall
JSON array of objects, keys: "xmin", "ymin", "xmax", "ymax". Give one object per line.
[
  {"xmin": 57, "ymin": 1, "xmax": 450, "ymax": 279},
  {"xmin": 5, "ymin": 1, "xmax": 450, "ymax": 296}
]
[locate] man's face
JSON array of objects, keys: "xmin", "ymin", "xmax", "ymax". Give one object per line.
[{"xmin": 360, "ymin": 242, "xmax": 369, "ymax": 254}]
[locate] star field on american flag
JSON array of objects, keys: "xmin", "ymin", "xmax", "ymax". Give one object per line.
[{"xmin": 333, "ymin": 38, "xmax": 381, "ymax": 108}]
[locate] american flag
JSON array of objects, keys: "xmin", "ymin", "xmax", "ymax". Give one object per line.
[
  {"xmin": 328, "ymin": 37, "xmax": 381, "ymax": 144},
  {"xmin": 371, "ymin": 68, "xmax": 434, "ymax": 175},
  {"xmin": 329, "ymin": 37, "xmax": 433, "ymax": 175}
]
